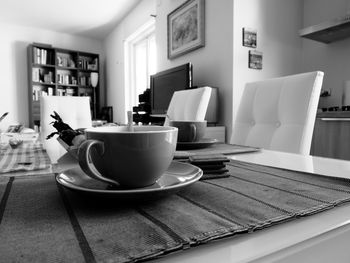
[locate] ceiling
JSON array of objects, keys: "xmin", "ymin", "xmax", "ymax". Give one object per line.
[{"xmin": 0, "ymin": 0, "xmax": 142, "ymax": 40}]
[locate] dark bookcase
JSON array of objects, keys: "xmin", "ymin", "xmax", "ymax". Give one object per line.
[{"xmin": 27, "ymin": 43, "xmax": 100, "ymax": 128}]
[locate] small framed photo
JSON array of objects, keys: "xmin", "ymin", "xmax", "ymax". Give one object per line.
[
  {"xmin": 167, "ymin": 0, "xmax": 205, "ymax": 59},
  {"xmin": 248, "ymin": 50, "xmax": 263, "ymax": 70},
  {"xmin": 242, "ymin": 27, "xmax": 257, "ymax": 48}
]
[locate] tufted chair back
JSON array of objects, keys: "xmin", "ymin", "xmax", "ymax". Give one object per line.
[
  {"xmin": 40, "ymin": 96, "xmax": 93, "ymax": 163},
  {"xmin": 164, "ymin": 87, "xmax": 212, "ymax": 126},
  {"xmin": 230, "ymin": 71, "xmax": 324, "ymax": 155}
]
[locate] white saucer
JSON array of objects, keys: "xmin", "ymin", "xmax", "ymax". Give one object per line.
[
  {"xmin": 176, "ymin": 138, "xmax": 218, "ymax": 150},
  {"xmin": 56, "ymin": 161, "xmax": 202, "ymax": 199}
]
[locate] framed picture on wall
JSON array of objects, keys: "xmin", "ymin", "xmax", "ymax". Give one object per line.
[
  {"xmin": 167, "ymin": 0, "xmax": 205, "ymax": 59},
  {"xmin": 242, "ymin": 27, "xmax": 257, "ymax": 48},
  {"xmin": 248, "ymin": 50, "xmax": 263, "ymax": 69}
]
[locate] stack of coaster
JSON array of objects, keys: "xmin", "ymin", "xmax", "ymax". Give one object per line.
[{"xmin": 188, "ymin": 154, "xmax": 230, "ymax": 180}]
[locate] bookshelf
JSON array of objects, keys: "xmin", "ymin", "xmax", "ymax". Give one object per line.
[{"xmin": 27, "ymin": 43, "xmax": 100, "ymax": 128}]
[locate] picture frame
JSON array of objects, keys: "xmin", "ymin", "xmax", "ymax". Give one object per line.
[
  {"xmin": 167, "ymin": 0, "xmax": 205, "ymax": 59},
  {"xmin": 248, "ymin": 50, "xmax": 263, "ymax": 70},
  {"xmin": 242, "ymin": 27, "xmax": 257, "ymax": 48}
]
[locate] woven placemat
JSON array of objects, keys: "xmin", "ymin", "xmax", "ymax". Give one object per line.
[{"xmin": 1, "ymin": 159, "xmax": 350, "ymax": 262}]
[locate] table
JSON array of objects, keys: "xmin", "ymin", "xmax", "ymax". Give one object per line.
[
  {"xmin": 155, "ymin": 150, "xmax": 350, "ymax": 263},
  {"xmin": 3, "ymin": 147, "xmax": 350, "ymax": 262}
]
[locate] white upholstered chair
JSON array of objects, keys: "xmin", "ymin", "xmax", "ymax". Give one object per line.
[
  {"xmin": 164, "ymin": 86, "xmax": 212, "ymax": 126},
  {"xmin": 40, "ymin": 96, "xmax": 93, "ymax": 163},
  {"xmin": 230, "ymin": 71, "xmax": 324, "ymax": 155}
]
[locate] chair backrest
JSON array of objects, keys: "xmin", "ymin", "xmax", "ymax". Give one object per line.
[
  {"xmin": 230, "ymin": 71, "xmax": 324, "ymax": 155},
  {"xmin": 164, "ymin": 86, "xmax": 212, "ymax": 126},
  {"xmin": 40, "ymin": 96, "xmax": 92, "ymax": 163}
]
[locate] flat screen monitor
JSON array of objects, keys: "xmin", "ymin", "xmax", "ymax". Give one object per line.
[{"xmin": 151, "ymin": 63, "xmax": 192, "ymax": 115}]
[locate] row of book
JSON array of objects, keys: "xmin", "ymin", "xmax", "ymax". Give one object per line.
[
  {"xmin": 32, "ymin": 68, "xmax": 54, "ymax": 83},
  {"xmin": 57, "ymin": 73, "xmax": 77, "ymax": 85},
  {"xmin": 32, "ymin": 86, "xmax": 78, "ymax": 100},
  {"xmin": 79, "ymin": 76, "xmax": 92, "ymax": 86},
  {"xmin": 32, "ymin": 86, "xmax": 51, "ymax": 101},
  {"xmin": 78, "ymin": 57, "xmax": 98, "ymax": 70},
  {"xmin": 57, "ymin": 88, "xmax": 75, "ymax": 96},
  {"xmin": 33, "ymin": 69, "xmax": 94, "ymax": 87},
  {"xmin": 33, "ymin": 47, "xmax": 54, "ymax": 65}
]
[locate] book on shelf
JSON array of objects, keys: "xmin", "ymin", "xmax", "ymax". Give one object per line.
[
  {"xmin": 33, "ymin": 47, "xmax": 50, "ymax": 64},
  {"xmin": 66, "ymin": 88, "xmax": 74, "ymax": 96},
  {"xmin": 57, "ymin": 73, "xmax": 74, "ymax": 85},
  {"xmin": 36, "ymin": 47, "xmax": 41, "ymax": 64},
  {"xmin": 79, "ymin": 75, "xmax": 87, "ymax": 86},
  {"xmin": 43, "ymin": 71, "xmax": 54, "ymax": 83},
  {"xmin": 57, "ymin": 88, "xmax": 65, "ymax": 96},
  {"xmin": 41, "ymin": 49, "xmax": 47, "ymax": 64},
  {"xmin": 48, "ymin": 87, "xmax": 54, "ymax": 96},
  {"xmin": 32, "ymin": 68, "xmax": 40, "ymax": 82},
  {"xmin": 32, "ymin": 86, "xmax": 49, "ymax": 101}
]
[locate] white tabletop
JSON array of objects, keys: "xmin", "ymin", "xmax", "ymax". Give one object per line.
[{"xmin": 153, "ymin": 150, "xmax": 350, "ymax": 263}]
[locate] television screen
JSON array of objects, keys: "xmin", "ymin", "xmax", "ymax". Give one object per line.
[{"xmin": 151, "ymin": 63, "xmax": 192, "ymax": 115}]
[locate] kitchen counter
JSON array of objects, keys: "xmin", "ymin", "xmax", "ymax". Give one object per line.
[{"xmin": 317, "ymin": 111, "xmax": 350, "ymax": 118}]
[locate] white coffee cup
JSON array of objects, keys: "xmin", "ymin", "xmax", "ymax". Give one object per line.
[{"xmin": 78, "ymin": 126, "xmax": 178, "ymax": 188}]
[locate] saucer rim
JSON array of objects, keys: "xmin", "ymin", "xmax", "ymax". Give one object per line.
[{"xmin": 56, "ymin": 161, "xmax": 203, "ymax": 195}]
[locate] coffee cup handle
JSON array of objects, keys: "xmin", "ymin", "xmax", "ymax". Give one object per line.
[
  {"xmin": 78, "ymin": 139, "xmax": 119, "ymax": 186},
  {"xmin": 190, "ymin": 124, "xmax": 197, "ymax": 142}
]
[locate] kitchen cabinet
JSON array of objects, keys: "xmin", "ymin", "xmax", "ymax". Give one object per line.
[{"xmin": 311, "ymin": 112, "xmax": 350, "ymax": 160}]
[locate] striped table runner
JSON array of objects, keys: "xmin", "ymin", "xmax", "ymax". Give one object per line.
[
  {"xmin": 1, "ymin": 160, "xmax": 350, "ymax": 262},
  {"xmin": 0, "ymin": 143, "xmax": 51, "ymax": 174}
]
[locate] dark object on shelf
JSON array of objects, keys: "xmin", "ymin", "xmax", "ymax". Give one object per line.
[
  {"xmin": 328, "ymin": 106, "xmax": 340, "ymax": 111},
  {"xmin": 99, "ymin": 106, "xmax": 113, "ymax": 123},
  {"xmin": 133, "ymin": 88, "xmax": 161, "ymax": 124},
  {"xmin": 139, "ymin": 89, "xmax": 150, "ymax": 103},
  {"xmin": 133, "ymin": 88, "xmax": 167, "ymax": 125},
  {"xmin": 342, "ymin": 105, "xmax": 350, "ymax": 111},
  {"xmin": 137, "ymin": 103, "xmax": 151, "ymax": 112},
  {"xmin": 320, "ymin": 90, "xmax": 331, "ymax": 97}
]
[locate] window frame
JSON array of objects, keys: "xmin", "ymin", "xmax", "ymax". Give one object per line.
[{"xmin": 124, "ymin": 19, "xmax": 156, "ymax": 112}]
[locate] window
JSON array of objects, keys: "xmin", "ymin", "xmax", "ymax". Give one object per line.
[{"xmin": 125, "ymin": 20, "xmax": 156, "ymax": 111}]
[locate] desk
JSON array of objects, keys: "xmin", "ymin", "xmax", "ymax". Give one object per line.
[{"xmin": 3, "ymin": 148, "xmax": 350, "ymax": 262}]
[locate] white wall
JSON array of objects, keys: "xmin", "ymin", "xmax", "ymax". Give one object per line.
[
  {"xmin": 104, "ymin": 0, "xmax": 303, "ymax": 142},
  {"xmin": 104, "ymin": 0, "xmax": 156, "ymax": 124},
  {"xmin": 0, "ymin": 22, "xmax": 104, "ymax": 131},
  {"xmin": 156, "ymin": 0, "xmax": 233, "ymax": 140},
  {"xmin": 232, "ymin": 0, "xmax": 303, "ymax": 129},
  {"xmin": 302, "ymin": 0, "xmax": 350, "ymax": 109}
]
